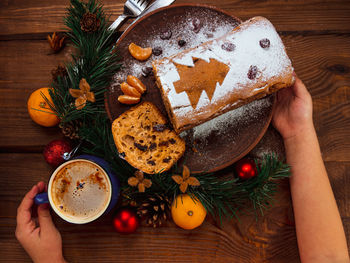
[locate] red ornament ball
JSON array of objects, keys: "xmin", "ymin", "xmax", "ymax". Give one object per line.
[
  {"xmin": 43, "ymin": 139, "xmax": 72, "ymax": 168},
  {"xmin": 234, "ymin": 158, "xmax": 258, "ymax": 180},
  {"xmin": 113, "ymin": 207, "xmax": 139, "ymax": 234}
]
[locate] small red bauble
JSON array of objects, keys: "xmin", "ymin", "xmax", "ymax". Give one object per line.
[
  {"xmin": 234, "ymin": 158, "xmax": 258, "ymax": 180},
  {"xmin": 43, "ymin": 139, "xmax": 72, "ymax": 168},
  {"xmin": 113, "ymin": 207, "xmax": 139, "ymax": 234}
]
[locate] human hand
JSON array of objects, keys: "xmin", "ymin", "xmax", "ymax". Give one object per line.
[
  {"xmin": 272, "ymin": 74, "xmax": 314, "ymax": 141},
  {"xmin": 15, "ymin": 181, "xmax": 66, "ymax": 263}
]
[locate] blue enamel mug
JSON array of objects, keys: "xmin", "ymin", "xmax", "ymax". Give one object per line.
[{"xmin": 35, "ymin": 155, "xmax": 120, "ymax": 224}]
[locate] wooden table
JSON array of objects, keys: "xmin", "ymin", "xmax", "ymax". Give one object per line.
[{"xmin": 0, "ymin": 0, "xmax": 349, "ymax": 262}]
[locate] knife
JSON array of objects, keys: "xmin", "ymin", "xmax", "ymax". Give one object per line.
[{"xmin": 118, "ymin": 0, "xmax": 176, "ymax": 40}]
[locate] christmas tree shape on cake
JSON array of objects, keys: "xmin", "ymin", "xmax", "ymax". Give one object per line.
[{"xmin": 173, "ymin": 57, "xmax": 230, "ymax": 108}]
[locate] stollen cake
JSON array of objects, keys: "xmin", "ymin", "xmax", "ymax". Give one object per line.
[
  {"xmin": 152, "ymin": 16, "xmax": 294, "ymax": 133},
  {"xmin": 112, "ymin": 102, "xmax": 185, "ymax": 174}
]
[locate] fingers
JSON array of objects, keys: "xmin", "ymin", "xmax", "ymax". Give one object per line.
[
  {"xmin": 17, "ymin": 184, "xmax": 41, "ymax": 227},
  {"xmin": 37, "ymin": 181, "xmax": 45, "ymax": 193},
  {"xmin": 37, "ymin": 203, "xmax": 55, "ymax": 233},
  {"xmin": 292, "ymin": 75, "xmax": 310, "ymax": 100},
  {"xmin": 276, "ymin": 85, "xmax": 292, "ymax": 101}
]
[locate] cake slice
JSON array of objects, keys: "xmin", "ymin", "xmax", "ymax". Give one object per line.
[
  {"xmin": 111, "ymin": 102, "xmax": 186, "ymax": 174},
  {"xmin": 153, "ymin": 16, "xmax": 294, "ymax": 133}
]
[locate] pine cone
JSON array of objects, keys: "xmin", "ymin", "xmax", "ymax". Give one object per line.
[
  {"xmin": 59, "ymin": 120, "xmax": 82, "ymax": 140},
  {"xmin": 137, "ymin": 194, "xmax": 171, "ymax": 228},
  {"xmin": 51, "ymin": 65, "xmax": 68, "ymax": 82},
  {"xmin": 80, "ymin": 12, "xmax": 100, "ymax": 33}
]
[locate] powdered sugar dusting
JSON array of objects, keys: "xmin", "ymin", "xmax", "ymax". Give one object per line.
[
  {"xmin": 153, "ymin": 16, "xmax": 293, "ymax": 131},
  {"xmin": 181, "ymin": 97, "xmax": 272, "ymax": 142}
]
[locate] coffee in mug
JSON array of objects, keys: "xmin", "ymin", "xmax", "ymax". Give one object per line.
[{"xmin": 49, "ymin": 159, "xmax": 112, "ymax": 224}]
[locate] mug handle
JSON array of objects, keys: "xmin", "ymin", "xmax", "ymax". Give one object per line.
[{"xmin": 34, "ymin": 192, "xmax": 49, "ymax": 205}]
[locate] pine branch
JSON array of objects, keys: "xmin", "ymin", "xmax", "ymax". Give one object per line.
[
  {"xmin": 236, "ymin": 154, "xmax": 290, "ymax": 216},
  {"xmin": 128, "ymin": 154, "xmax": 290, "ymax": 220},
  {"xmin": 46, "ymin": 0, "xmax": 120, "ymax": 123}
]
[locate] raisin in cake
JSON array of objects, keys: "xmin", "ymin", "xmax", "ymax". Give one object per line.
[
  {"xmin": 152, "ymin": 16, "xmax": 294, "ymax": 133},
  {"xmin": 112, "ymin": 102, "xmax": 185, "ymax": 174}
]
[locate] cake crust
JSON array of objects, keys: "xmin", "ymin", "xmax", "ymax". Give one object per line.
[{"xmin": 153, "ymin": 16, "xmax": 294, "ymax": 133}]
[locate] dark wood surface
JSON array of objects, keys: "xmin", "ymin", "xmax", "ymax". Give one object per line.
[{"xmin": 0, "ymin": 0, "xmax": 349, "ymax": 262}]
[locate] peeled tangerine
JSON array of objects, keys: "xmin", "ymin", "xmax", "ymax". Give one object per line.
[
  {"xmin": 118, "ymin": 95, "xmax": 140, "ymax": 105},
  {"xmin": 120, "ymin": 82, "xmax": 141, "ymax": 98},
  {"xmin": 128, "ymin": 43, "xmax": 152, "ymax": 61},
  {"xmin": 127, "ymin": 75, "xmax": 146, "ymax": 94}
]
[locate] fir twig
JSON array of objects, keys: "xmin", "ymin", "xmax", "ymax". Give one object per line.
[{"xmin": 45, "ymin": 0, "xmax": 120, "ymax": 123}]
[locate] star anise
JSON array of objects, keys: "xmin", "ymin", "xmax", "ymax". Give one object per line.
[
  {"xmin": 80, "ymin": 12, "xmax": 100, "ymax": 33},
  {"xmin": 172, "ymin": 165, "xmax": 200, "ymax": 193},
  {"xmin": 128, "ymin": 170, "xmax": 152, "ymax": 193},
  {"xmin": 47, "ymin": 32, "xmax": 66, "ymax": 53},
  {"xmin": 69, "ymin": 78, "xmax": 95, "ymax": 110}
]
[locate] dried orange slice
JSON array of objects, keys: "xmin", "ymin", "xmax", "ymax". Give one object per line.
[
  {"xmin": 118, "ymin": 95, "xmax": 140, "ymax": 105},
  {"xmin": 128, "ymin": 43, "xmax": 152, "ymax": 61},
  {"xmin": 120, "ymin": 82, "xmax": 141, "ymax": 98},
  {"xmin": 127, "ymin": 75, "xmax": 146, "ymax": 94}
]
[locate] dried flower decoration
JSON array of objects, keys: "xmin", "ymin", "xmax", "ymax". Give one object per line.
[
  {"xmin": 47, "ymin": 32, "xmax": 66, "ymax": 53},
  {"xmin": 128, "ymin": 170, "xmax": 152, "ymax": 192},
  {"xmin": 172, "ymin": 165, "xmax": 200, "ymax": 193},
  {"xmin": 80, "ymin": 12, "xmax": 100, "ymax": 33},
  {"xmin": 69, "ymin": 78, "xmax": 95, "ymax": 110}
]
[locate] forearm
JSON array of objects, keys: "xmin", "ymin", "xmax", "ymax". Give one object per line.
[{"xmin": 285, "ymin": 125, "xmax": 349, "ymax": 263}]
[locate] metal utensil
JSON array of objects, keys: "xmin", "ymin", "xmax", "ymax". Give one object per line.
[
  {"xmin": 134, "ymin": 0, "xmax": 175, "ymax": 21},
  {"xmin": 109, "ymin": 0, "xmax": 151, "ymax": 31},
  {"xmin": 62, "ymin": 141, "xmax": 82, "ymax": 161},
  {"xmin": 116, "ymin": 0, "xmax": 176, "ymax": 40}
]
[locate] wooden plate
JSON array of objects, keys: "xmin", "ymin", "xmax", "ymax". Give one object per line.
[{"xmin": 105, "ymin": 4, "xmax": 275, "ymax": 173}]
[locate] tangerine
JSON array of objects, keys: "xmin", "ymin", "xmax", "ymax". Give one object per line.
[
  {"xmin": 118, "ymin": 95, "xmax": 140, "ymax": 105},
  {"xmin": 171, "ymin": 194, "xmax": 206, "ymax": 230},
  {"xmin": 128, "ymin": 43, "xmax": 152, "ymax": 61},
  {"xmin": 126, "ymin": 75, "xmax": 146, "ymax": 94},
  {"xmin": 27, "ymin": 87, "xmax": 60, "ymax": 127},
  {"xmin": 120, "ymin": 82, "xmax": 141, "ymax": 98}
]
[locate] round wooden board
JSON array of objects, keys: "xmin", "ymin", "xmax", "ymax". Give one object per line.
[{"xmin": 106, "ymin": 4, "xmax": 275, "ymax": 173}]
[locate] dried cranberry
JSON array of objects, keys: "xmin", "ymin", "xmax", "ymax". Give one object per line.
[
  {"xmin": 160, "ymin": 30, "xmax": 172, "ymax": 40},
  {"xmin": 134, "ymin": 142, "xmax": 148, "ymax": 152},
  {"xmin": 153, "ymin": 47, "xmax": 162, "ymax": 56},
  {"xmin": 153, "ymin": 124, "xmax": 167, "ymax": 132},
  {"xmin": 142, "ymin": 66, "xmax": 153, "ymax": 77},
  {"xmin": 178, "ymin": 39, "xmax": 186, "ymax": 47},
  {"xmin": 147, "ymin": 160, "xmax": 156, "ymax": 166},
  {"xmin": 221, "ymin": 42, "xmax": 235, "ymax": 52},
  {"xmin": 149, "ymin": 143, "xmax": 157, "ymax": 150},
  {"xmin": 191, "ymin": 18, "xmax": 202, "ymax": 33},
  {"xmin": 259, "ymin": 38, "xmax": 270, "ymax": 49},
  {"xmin": 162, "ymin": 157, "xmax": 172, "ymax": 163},
  {"xmin": 247, "ymin": 65, "xmax": 258, "ymax": 80}
]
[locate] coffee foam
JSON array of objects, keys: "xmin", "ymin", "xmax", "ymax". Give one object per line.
[{"xmin": 50, "ymin": 160, "xmax": 111, "ymax": 223}]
